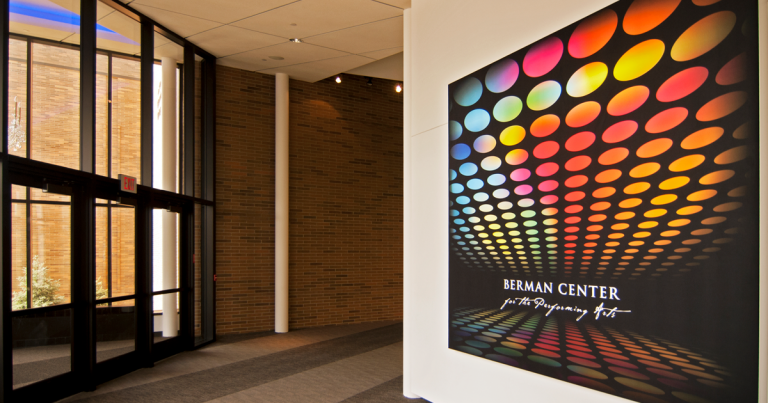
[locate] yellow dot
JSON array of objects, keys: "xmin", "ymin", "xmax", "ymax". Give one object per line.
[
  {"xmin": 608, "ymin": 233, "xmax": 625, "ymax": 239},
  {"xmin": 629, "ymin": 241, "xmax": 645, "ymax": 246},
  {"xmin": 669, "ymin": 155, "xmax": 705, "ymax": 172},
  {"xmin": 714, "ymin": 146, "xmax": 748, "ymax": 165},
  {"xmin": 615, "ymin": 211, "xmax": 636, "ymax": 220},
  {"xmin": 633, "ymin": 232, "xmax": 651, "ymax": 238},
  {"xmin": 612, "ymin": 223, "xmax": 630, "ymax": 230},
  {"xmin": 699, "ymin": 170, "xmax": 735, "ymax": 185},
  {"xmin": 651, "ymin": 194, "xmax": 677, "ymax": 205},
  {"xmin": 630, "ymin": 162, "xmax": 660, "ymax": 178},
  {"xmin": 659, "ymin": 176, "xmax": 690, "ymax": 190},
  {"xmin": 687, "ymin": 189, "xmax": 716, "ymax": 201},
  {"xmin": 660, "ymin": 230, "xmax": 680, "ymax": 237},
  {"xmin": 668, "ymin": 219, "xmax": 691, "ymax": 227},
  {"xmin": 619, "ymin": 198, "xmax": 642, "ymax": 208},
  {"xmin": 638, "ymin": 221, "xmax": 658, "ymax": 229},
  {"xmin": 644, "ymin": 209, "xmax": 667, "ymax": 218},
  {"xmin": 677, "ymin": 206, "xmax": 703, "ymax": 215},
  {"xmin": 500, "ymin": 125, "xmax": 526, "ymax": 146},
  {"xmin": 624, "ymin": 182, "xmax": 650, "ymax": 195}
]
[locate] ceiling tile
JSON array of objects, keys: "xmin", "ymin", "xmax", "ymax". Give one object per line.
[
  {"xmin": 231, "ymin": 0, "xmax": 401, "ymax": 39},
  {"xmin": 130, "ymin": 0, "xmax": 297, "ymax": 25},
  {"xmin": 258, "ymin": 54, "xmax": 375, "ymax": 83},
  {"xmin": 130, "ymin": 4, "xmax": 222, "ymax": 38},
  {"xmin": 217, "ymin": 42, "xmax": 349, "ymax": 72},
  {"xmin": 358, "ymin": 46, "xmax": 402, "ymax": 60},
  {"xmin": 154, "ymin": 41, "xmax": 185, "ymax": 62},
  {"xmin": 186, "ymin": 25, "xmax": 285, "ymax": 58},
  {"xmin": 373, "ymin": 0, "xmax": 411, "ymax": 9},
  {"xmin": 303, "ymin": 16, "xmax": 402, "ymax": 55}
]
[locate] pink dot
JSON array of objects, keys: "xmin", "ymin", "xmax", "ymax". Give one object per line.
[
  {"xmin": 538, "ymin": 180, "xmax": 559, "ymax": 192},
  {"xmin": 534, "ymin": 141, "xmax": 560, "ymax": 159},
  {"xmin": 536, "ymin": 162, "xmax": 560, "ymax": 177},
  {"xmin": 565, "ymin": 191, "xmax": 585, "ymax": 201},
  {"xmin": 515, "ymin": 185, "xmax": 533, "ymax": 195},
  {"xmin": 523, "ymin": 37, "xmax": 564, "ymax": 77},
  {"xmin": 510, "ymin": 168, "xmax": 531, "ymax": 182},
  {"xmin": 540, "ymin": 195, "xmax": 559, "ymax": 205},
  {"xmin": 565, "ymin": 132, "xmax": 595, "ymax": 152}
]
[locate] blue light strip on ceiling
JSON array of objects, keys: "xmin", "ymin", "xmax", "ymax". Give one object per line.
[{"xmin": 11, "ymin": 2, "xmax": 117, "ymax": 33}]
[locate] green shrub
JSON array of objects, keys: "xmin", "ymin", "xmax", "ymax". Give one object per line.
[{"xmin": 11, "ymin": 256, "xmax": 110, "ymax": 310}]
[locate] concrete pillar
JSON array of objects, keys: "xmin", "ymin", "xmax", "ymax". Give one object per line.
[
  {"xmin": 275, "ymin": 73, "xmax": 289, "ymax": 333},
  {"xmin": 402, "ymin": 7, "xmax": 419, "ymax": 400},
  {"xmin": 161, "ymin": 57, "xmax": 178, "ymax": 337}
]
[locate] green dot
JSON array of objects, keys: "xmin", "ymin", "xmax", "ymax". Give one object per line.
[
  {"xmin": 526, "ymin": 229, "xmax": 539, "ymax": 235},
  {"xmin": 524, "ymin": 220, "xmax": 537, "ymax": 227}
]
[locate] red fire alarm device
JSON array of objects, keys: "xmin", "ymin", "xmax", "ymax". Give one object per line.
[{"xmin": 118, "ymin": 174, "xmax": 137, "ymax": 194}]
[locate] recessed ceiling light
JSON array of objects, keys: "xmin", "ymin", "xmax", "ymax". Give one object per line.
[
  {"xmin": 335, "ymin": 76, "xmax": 341, "ymax": 84},
  {"xmin": 289, "ymin": 38, "xmax": 302, "ymax": 43},
  {"xmin": 365, "ymin": 76, "xmax": 373, "ymax": 86},
  {"xmin": 269, "ymin": 56, "xmax": 284, "ymax": 60},
  {"xmin": 290, "ymin": 23, "xmax": 297, "ymax": 26},
  {"xmin": 396, "ymin": 83, "xmax": 402, "ymax": 93}
]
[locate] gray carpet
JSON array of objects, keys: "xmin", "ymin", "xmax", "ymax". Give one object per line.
[
  {"xmin": 340, "ymin": 376, "xmax": 424, "ymax": 402},
  {"xmin": 70, "ymin": 323, "xmax": 411, "ymax": 402}
]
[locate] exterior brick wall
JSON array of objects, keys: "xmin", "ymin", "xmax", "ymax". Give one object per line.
[{"xmin": 215, "ymin": 67, "xmax": 403, "ymax": 334}]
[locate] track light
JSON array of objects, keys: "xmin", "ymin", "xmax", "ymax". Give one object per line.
[
  {"xmin": 289, "ymin": 38, "xmax": 302, "ymax": 43},
  {"xmin": 396, "ymin": 83, "xmax": 402, "ymax": 93},
  {"xmin": 365, "ymin": 76, "xmax": 373, "ymax": 86},
  {"xmin": 335, "ymin": 76, "xmax": 341, "ymax": 84}
]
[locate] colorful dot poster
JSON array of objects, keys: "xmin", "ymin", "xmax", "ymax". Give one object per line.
[{"xmin": 447, "ymin": 0, "xmax": 759, "ymax": 401}]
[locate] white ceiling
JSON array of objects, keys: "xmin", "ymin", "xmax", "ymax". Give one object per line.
[{"xmin": 123, "ymin": 0, "xmax": 408, "ymax": 82}]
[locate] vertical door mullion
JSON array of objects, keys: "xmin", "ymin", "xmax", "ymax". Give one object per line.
[
  {"xmin": 135, "ymin": 193, "xmax": 153, "ymax": 367},
  {"xmin": 71, "ymin": 181, "xmax": 96, "ymax": 391},
  {"xmin": 180, "ymin": 203, "xmax": 193, "ymax": 348}
]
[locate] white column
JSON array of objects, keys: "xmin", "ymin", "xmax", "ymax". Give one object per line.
[
  {"xmin": 275, "ymin": 73, "xmax": 289, "ymax": 333},
  {"xmin": 161, "ymin": 57, "xmax": 178, "ymax": 338},
  {"xmin": 402, "ymin": 7, "xmax": 420, "ymax": 400}
]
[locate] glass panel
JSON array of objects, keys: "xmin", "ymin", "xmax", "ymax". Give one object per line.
[
  {"xmin": 153, "ymin": 33, "xmax": 182, "ymax": 192},
  {"xmin": 194, "ymin": 55, "xmax": 203, "ymax": 199},
  {"xmin": 96, "ymin": 201, "xmax": 135, "ymax": 300},
  {"xmin": 8, "ymin": 38, "xmax": 27, "ymax": 158},
  {"xmin": 153, "ymin": 209, "xmax": 179, "ymax": 342},
  {"xmin": 111, "ymin": 56, "xmax": 141, "ymax": 181},
  {"xmin": 30, "ymin": 41, "xmax": 80, "ymax": 169},
  {"xmin": 153, "ymin": 292, "xmax": 179, "ymax": 344},
  {"xmin": 96, "ymin": 299, "xmax": 135, "ymax": 362},
  {"xmin": 9, "ymin": 0, "xmax": 80, "ymax": 168},
  {"xmin": 11, "ymin": 186, "xmax": 71, "ymax": 311},
  {"xmin": 95, "ymin": 54, "xmax": 108, "ymax": 176},
  {"xmin": 194, "ymin": 204, "xmax": 201, "ymax": 342},
  {"xmin": 12, "ymin": 308, "xmax": 72, "ymax": 389}
]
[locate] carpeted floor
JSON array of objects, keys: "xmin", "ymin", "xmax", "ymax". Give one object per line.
[{"xmin": 53, "ymin": 321, "xmax": 426, "ymax": 402}]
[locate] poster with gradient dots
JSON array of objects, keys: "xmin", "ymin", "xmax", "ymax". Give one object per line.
[{"xmin": 447, "ymin": 0, "xmax": 759, "ymax": 401}]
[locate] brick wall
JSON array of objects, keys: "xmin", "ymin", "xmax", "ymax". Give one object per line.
[{"xmin": 215, "ymin": 68, "xmax": 403, "ymax": 334}]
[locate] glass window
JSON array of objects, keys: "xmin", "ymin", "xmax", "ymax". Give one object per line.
[{"xmin": 153, "ymin": 33, "xmax": 182, "ymax": 192}]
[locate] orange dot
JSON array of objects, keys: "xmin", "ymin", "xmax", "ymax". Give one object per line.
[
  {"xmin": 646, "ymin": 108, "xmax": 688, "ymax": 133},
  {"xmin": 602, "ymin": 120, "xmax": 638, "ymax": 143},
  {"xmin": 691, "ymin": 229, "xmax": 712, "ymax": 236},
  {"xmin": 506, "ymin": 149, "xmax": 529, "ymax": 165},
  {"xmin": 659, "ymin": 176, "xmax": 690, "ymax": 190},
  {"xmin": 565, "ymin": 131, "xmax": 596, "ymax": 152},
  {"xmin": 623, "ymin": 0, "xmax": 682, "ymax": 36},
  {"xmin": 713, "ymin": 202, "xmax": 742, "ymax": 212},
  {"xmin": 566, "ymin": 155, "xmax": 592, "ymax": 171},
  {"xmin": 565, "ymin": 175, "xmax": 588, "ymax": 188},
  {"xmin": 651, "ymin": 194, "xmax": 677, "ymax": 205},
  {"xmin": 668, "ymin": 219, "xmax": 691, "ymax": 227},
  {"xmin": 696, "ymin": 92, "xmax": 747, "ymax": 122},
  {"xmin": 716, "ymin": 53, "xmax": 746, "ymax": 85},
  {"xmin": 702, "ymin": 217, "xmax": 726, "ymax": 225},
  {"xmin": 591, "ymin": 202, "xmax": 611, "ymax": 211},
  {"xmin": 587, "ymin": 225, "xmax": 603, "ymax": 232},
  {"xmin": 595, "ymin": 169, "xmax": 622, "ymax": 183},
  {"xmin": 569, "ymin": 9, "xmax": 619, "ymax": 58},
  {"xmin": 593, "ymin": 187, "xmax": 616, "ymax": 198},
  {"xmin": 661, "ymin": 230, "xmax": 680, "ymax": 237},
  {"xmin": 630, "ymin": 162, "xmax": 660, "ymax": 178},
  {"xmin": 566, "ymin": 101, "xmax": 601, "ymax": 127},
  {"xmin": 586, "ymin": 234, "xmax": 601, "ymax": 240},
  {"xmin": 687, "ymin": 190, "xmax": 716, "ymax": 201},
  {"xmin": 589, "ymin": 214, "xmax": 607, "ymax": 222},
  {"xmin": 693, "ymin": 0, "xmax": 721, "ymax": 5},
  {"xmin": 599, "ymin": 148, "xmax": 629, "ymax": 165},
  {"xmin": 714, "ymin": 146, "xmax": 747, "ymax": 165},
  {"xmin": 615, "ymin": 212, "xmax": 636, "ymax": 220},
  {"xmin": 682, "ymin": 239, "xmax": 701, "ymax": 245},
  {"xmin": 624, "ymin": 182, "xmax": 651, "ymax": 195},
  {"xmin": 644, "ymin": 209, "xmax": 667, "ymax": 218},
  {"xmin": 620, "ymin": 198, "xmax": 642, "ymax": 208},
  {"xmin": 656, "ymin": 66, "xmax": 709, "ymax": 103},
  {"xmin": 638, "ymin": 221, "xmax": 658, "ymax": 229},
  {"xmin": 637, "ymin": 138, "xmax": 673, "ymax": 158},
  {"xmin": 612, "ymin": 223, "xmax": 630, "ymax": 230},
  {"xmin": 607, "ymin": 86, "xmax": 649, "ymax": 116},
  {"xmin": 669, "ymin": 155, "xmax": 705, "ymax": 172},
  {"xmin": 608, "ymin": 233, "xmax": 625, "ymax": 239},
  {"xmin": 629, "ymin": 241, "xmax": 645, "ymax": 246},
  {"xmin": 654, "ymin": 240, "xmax": 671, "ymax": 245},
  {"xmin": 681, "ymin": 127, "xmax": 724, "ymax": 149},
  {"xmin": 530, "ymin": 114, "xmax": 561, "ymax": 137},
  {"xmin": 728, "ymin": 186, "xmax": 746, "ymax": 197},
  {"xmin": 633, "ymin": 232, "xmax": 651, "ymax": 238},
  {"xmin": 699, "ymin": 170, "xmax": 734, "ymax": 185},
  {"xmin": 677, "ymin": 206, "xmax": 703, "ymax": 215}
]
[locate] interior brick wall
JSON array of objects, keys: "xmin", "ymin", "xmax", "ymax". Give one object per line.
[{"xmin": 215, "ymin": 67, "xmax": 403, "ymax": 334}]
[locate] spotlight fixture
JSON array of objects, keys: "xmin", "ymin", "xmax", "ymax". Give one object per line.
[
  {"xmin": 289, "ymin": 38, "xmax": 302, "ymax": 43},
  {"xmin": 365, "ymin": 76, "xmax": 373, "ymax": 86},
  {"xmin": 335, "ymin": 76, "xmax": 341, "ymax": 84},
  {"xmin": 396, "ymin": 83, "xmax": 402, "ymax": 93}
]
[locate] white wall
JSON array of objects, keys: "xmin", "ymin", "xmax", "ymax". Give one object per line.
[{"xmin": 403, "ymin": 0, "xmax": 768, "ymax": 402}]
